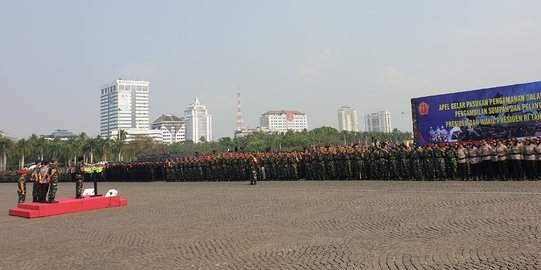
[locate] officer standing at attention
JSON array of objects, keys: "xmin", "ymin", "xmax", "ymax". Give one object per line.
[
  {"xmin": 249, "ymin": 154, "xmax": 259, "ymax": 185},
  {"xmin": 75, "ymin": 157, "xmax": 85, "ymax": 199},
  {"xmin": 31, "ymin": 161, "xmax": 42, "ymax": 202},
  {"xmin": 47, "ymin": 159, "xmax": 59, "ymax": 203},
  {"xmin": 468, "ymin": 144, "xmax": 481, "ymax": 181},
  {"xmin": 37, "ymin": 161, "xmax": 51, "ymax": 203},
  {"xmin": 523, "ymin": 138, "xmax": 537, "ymax": 180},
  {"xmin": 496, "ymin": 140, "xmax": 509, "ymax": 180},
  {"xmin": 509, "ymin": 140, "xmax": 523, "ymax": 180},
  {"xmin": 17, "ymin": 168, "xmax": 29, "ymax": 204},
  {"xmin": 456, "ymin": 143, "xmax": 468, "ymax": 181},
  {"xmin": 479, "ymin": 140, "xmax": 493, "ymax": 180}
]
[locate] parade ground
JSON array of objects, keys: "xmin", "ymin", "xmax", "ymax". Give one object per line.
[{"xmin": 1, "ymin": 181, "xmax": 540, "ymax": 269}]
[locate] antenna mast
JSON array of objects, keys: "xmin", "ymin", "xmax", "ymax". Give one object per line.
[{"xmin": 235, "ymin": 88, "xmax": 246, "ymax": 132}]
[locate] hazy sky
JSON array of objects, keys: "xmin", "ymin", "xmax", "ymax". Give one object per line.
[{"xmin": 2, "ymin": 0, "xmax": 541, "ymax": 139}]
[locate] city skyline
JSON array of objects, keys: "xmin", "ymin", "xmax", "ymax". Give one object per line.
[{"xmin": 2, "ymin": 1, "xmax": 541, "ymax": 139}]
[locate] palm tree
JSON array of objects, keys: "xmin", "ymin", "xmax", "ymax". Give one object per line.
[
  {"xmin": 94, "ymin": 136, "xmax": 112, "ymax": 162},
  {"xmin": 102, "ymin": 137, "xmax": 114, "ymax": 161},
  {"xmin": 56, "ymin": 140, "xmax": 71, "ymax": 165},
  {"xmin": 66, "ymin": 137, "xmax": 83, "ymax": 165},
  {"xmin": 28, "ymin": 135, "xmax": 48, "ymax": 161},
  {"xmin": 47, "ymin": 137, "xmax": 63, "ymax": 160},
  {"xmin": 83, "ymin": 137, "xmax": 99, "ymax": 164},
  {"xmin": 113, "ymin": 129, "xmax": 127, "ymax": 161},
  {"xmin": 16, "ymin": 138, "xmax": 31, "ymax": 169},
  {"xmin": 27, "ymin": 134, "xmax": 39, "ymax": 160},
  {"xmin": 0, "ymin": 136, "xmax": 14, "ymax": 171}
]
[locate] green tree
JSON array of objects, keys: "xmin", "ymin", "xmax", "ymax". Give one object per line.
[
  {"xmin": 15, "ymin": 138, "xmax": 31, "ymax": 169},
  {"xmin": 47, "ymin": 137, "xmax": 63, "ymax": 160},
  {"xmin": 246, "ymin": 139, "xmax": 266, "ymax": 152},
  {"xmin": 0, "ymin": 136, "xmax": 14, "ymax": 171},
  {"xmin": 83, "ymin": 136, "xmax": 99, "ymax": 163}
]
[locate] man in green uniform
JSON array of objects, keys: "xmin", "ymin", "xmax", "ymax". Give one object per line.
[
  {"xmin": 412, "ymin": 147, "xmax": 423, "ymax": 180},
  {"xmin": 47, "ymin": 159, "xmax": 59, "ymax": 203},
  {"xmin": 75, "ymin": 157, "xmax": 85, "ymax": 199},
  {"xmin": 31, "ymin": 161, "xmax": 42, "ymax": 202},
  {"xmin": 17, "ymin": 169, "xmax": 29, "ymax": 204},
  {"xmin": 444, "ymin": 144, "xmax": 458, "ymax": 180},
  {"xmin": 432, "ymin": 144, "xmax": 446, "ymax": 180}
]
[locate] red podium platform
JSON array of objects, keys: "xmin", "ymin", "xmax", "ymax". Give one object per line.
[{"xmin": 9, "ymin": 196, "xmax": 128, "ymax": 219}]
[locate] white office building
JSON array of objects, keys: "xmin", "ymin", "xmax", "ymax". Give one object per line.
[
  {"xmin": 365, "ymin": 111, "xmax": 392, "ymax": 133},
  {"xmin": 151, "ymin": 114, "xmax": 186, "ymax": 144},
  {"xmin": 184, "ymin": 98, "xmax": 212, "ymax": 143},
  {"xmin": 260, "ymin": 110, "xmax": 308, "ymax": 133},
  {"xmin": 338, "ymin": 106, "xmax": 359, "ymax": 132},
  {"xmin": 100, "ymin": 79, "xmax": 150, "ymax": 137}
]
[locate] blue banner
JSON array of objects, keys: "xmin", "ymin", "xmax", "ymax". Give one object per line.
[{"xmin": 411, "ymin": 81, "xmax": 541, "ymax": 145}]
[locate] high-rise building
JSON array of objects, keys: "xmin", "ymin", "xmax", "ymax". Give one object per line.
[
  {"xmin": 365, "ymin": 111, "xmax": 392, "ymax": 133},
  {"xmin": 337, "ymin": 106, "xmax": 359, "ymax": 132},
  {"xmin": 151, "ymin": 114, "xmax": 186, "ymax": 144},
  {"xmin": 100, "ymin": 79, "xmax": 150, "ymax": 137},
  {"xmin": 260, "ymin": 110, "xmax": 308, "ymax": 133},
  {"xmin": 184, "ymin": 97, "xmax": 212, "ymax": 143}
]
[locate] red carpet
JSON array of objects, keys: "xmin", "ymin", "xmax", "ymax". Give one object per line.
[{"xmin": 9, "ymin": 196, "xmax": 128, "ymax": 219}]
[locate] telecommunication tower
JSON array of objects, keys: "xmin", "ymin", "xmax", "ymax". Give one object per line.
[{"xmin": 235, "ymin": 89, "xmax": 246, "ymax": 135}]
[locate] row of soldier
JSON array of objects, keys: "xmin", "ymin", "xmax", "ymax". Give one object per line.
[{"xmin": 101, "ymin": 138, "xmax": 541, "ymax": 182}]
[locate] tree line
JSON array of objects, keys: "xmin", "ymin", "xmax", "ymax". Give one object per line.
[{"xmin": 0, "ymin": 127, "xmax": 412, "ymax": 171}]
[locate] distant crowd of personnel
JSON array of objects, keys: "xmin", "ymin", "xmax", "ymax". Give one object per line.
[
  {"xmin": 103, "ymin": 138, "xmax": 541, "ymax": 183},
  {"xmin": 16, "ymin": 137, "xmax": 541, "ymax": 204}
]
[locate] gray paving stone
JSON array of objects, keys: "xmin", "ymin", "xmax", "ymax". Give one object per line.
[{"xmin": 1, "ymin": 181, "xmax": 540, "ymax": 269}]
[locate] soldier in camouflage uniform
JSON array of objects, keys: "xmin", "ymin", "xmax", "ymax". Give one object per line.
[
  {"xmin": 388, "ymin": 146, "xmax": 400, "ymax": 180},
  {"xmin": 17, "ymin": 169, "xmax": 29, "ymax": 204},
  {"xmin": 47, "ymin": 159, "xmax": 60, "ymax": 203},
  {"xmin": 323, "ymin": 149, "xmax": 336, "ymax": 180},
  {"xmin": 248, "ymin": 154, "xmax": 259, "ymax": 185},
  {"xmin": 31, "ymin": 161, "xmax": 42, "ymax": 202},
  {"xmin": 74, "ymin": 157, "xmax": 85, "ymax": 199},
  {"xmin": 421, "ymin": 145, "xmax": 434, "ymax": 181},
  {"xmin": 378, "ymin": 147, "xmax": 390, "ymax": 180},
  {"xmin": 301, "ymin": 149, "xmax": 313, "ymax": 180},
  {"xmin": 361, "ymin": 148, "xmax": 371, "ymax": 180},
  {"xmin": 412, "ymin": 147, "xmax": 423, "ymax": 180},
  {"xmin": 444, "ymin": 144, "xmax": 458, "ymax": 180},
  {"xmin": 336, "ymin": 147, "xmax": 351, "ymax": 180},
  {"xmin": 432, "ymin": 145, "xmax": 446, "ymax": 180},
  {"xmin": 368, "ymin": 147, "xmax": 379, "ymax": 180},
  {"xmin": 350, "ymin": 146, "xmax": 362, "ymax": 180}
]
